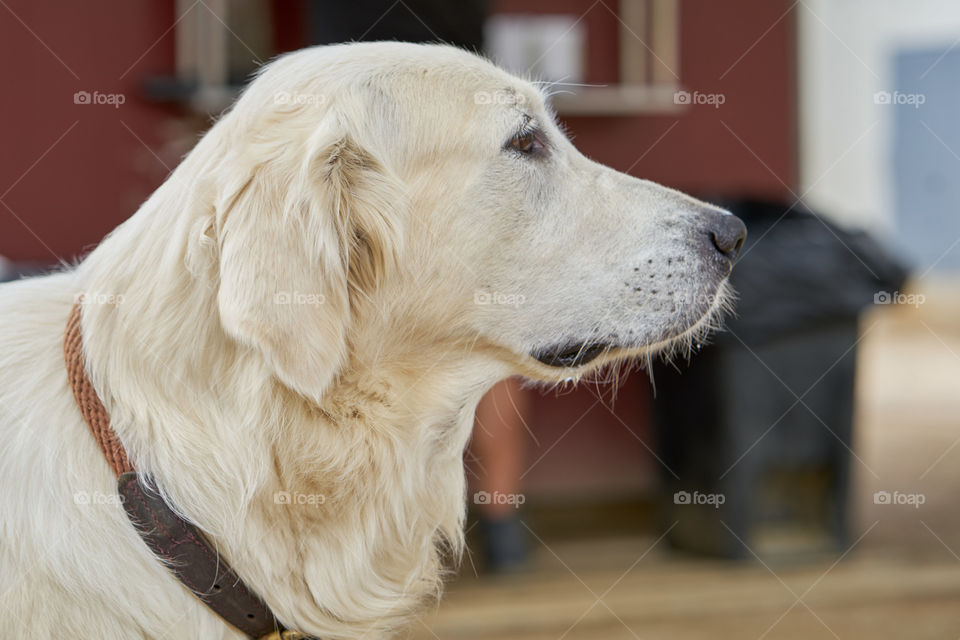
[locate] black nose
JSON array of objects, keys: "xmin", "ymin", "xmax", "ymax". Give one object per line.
[{"xmin": 708, "ymin": 212, "xmax": 747, "ymax": 261}]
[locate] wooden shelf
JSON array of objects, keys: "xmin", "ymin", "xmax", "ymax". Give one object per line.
[{"xmin": 552, "ymin": 84, "xmax": 683, "ymax": 116}]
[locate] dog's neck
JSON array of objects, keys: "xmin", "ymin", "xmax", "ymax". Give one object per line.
[{"xmin": 75, "ymin": 191, "xmax": 504, "ymax": 637}]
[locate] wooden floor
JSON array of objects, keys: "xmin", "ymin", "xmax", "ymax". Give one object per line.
[{"xmin": 409, "ymin": 537, "xmax": 960, "ymax": 639}]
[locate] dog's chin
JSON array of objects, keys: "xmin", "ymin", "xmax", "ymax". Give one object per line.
[{"xmin": 529, "ymin": 281, "xmax": 733, "ymax": 374}]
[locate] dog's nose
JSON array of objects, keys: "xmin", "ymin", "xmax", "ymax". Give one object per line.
[{"xmin": 707, "ymin": 212, "xmax": 747, "ymax": 261}]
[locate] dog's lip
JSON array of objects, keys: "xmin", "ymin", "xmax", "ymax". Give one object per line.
[{"xmin": 533, "ymin": 343, "xmax": 611, "ymax": 368}]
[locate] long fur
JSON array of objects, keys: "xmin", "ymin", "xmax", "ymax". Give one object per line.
[{"xmin": 0, "ymin": 42, "xmax": 737, "ymax": 639}]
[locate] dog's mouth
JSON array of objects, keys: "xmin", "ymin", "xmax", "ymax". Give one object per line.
[
  {"xmin": 529, "ymin": 280, "xmax": 735, "ymax": 371},
  {"xmin": 532, "ymin": 343, "xmax": 613, "ymax": 368}
]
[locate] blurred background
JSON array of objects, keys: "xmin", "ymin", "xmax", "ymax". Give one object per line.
[{"xmin": 2, "ymin": 1, "xmax": 959, "ymax": 638}]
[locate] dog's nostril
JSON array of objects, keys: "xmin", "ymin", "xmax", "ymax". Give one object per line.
[{"xmin": 709, "ymin": 214, "xmax": 747, "ymax": 260}]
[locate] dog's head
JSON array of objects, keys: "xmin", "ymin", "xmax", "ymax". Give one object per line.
[{"xmin": 211, "ymin": 43, "xmax": 745, "ymax": 401}]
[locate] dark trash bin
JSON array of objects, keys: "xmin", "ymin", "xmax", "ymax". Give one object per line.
[
  {"xmin": 653, "ymin": 199, "xmax": 909, "ymax": 558},
  {"xmin": 0, "ymin": 258, "xmax": 49, "ymax": 283}
]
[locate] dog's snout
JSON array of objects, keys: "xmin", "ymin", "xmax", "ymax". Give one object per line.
[{"xmin": 706, "ymin": 211, "xmax": 746, "ymax": 261}]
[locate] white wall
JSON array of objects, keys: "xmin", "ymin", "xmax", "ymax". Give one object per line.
[{"xmin": 799, "ymin": 0, "xmax": 960, "ymax": 233}]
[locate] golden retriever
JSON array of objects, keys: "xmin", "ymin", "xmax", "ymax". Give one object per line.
[{"xmin": 0, "ymin": 42, "xmax": 744, "ymax": 638}]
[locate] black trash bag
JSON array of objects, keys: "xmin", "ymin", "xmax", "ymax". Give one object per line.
[{"xmin": 715, "ymin": 198, "xmax": 910, "ymax": 345}]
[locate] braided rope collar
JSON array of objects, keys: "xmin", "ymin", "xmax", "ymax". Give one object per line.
[{"xmin": 64, "ymin": 301, "xmax": 314, "ymax": 640}]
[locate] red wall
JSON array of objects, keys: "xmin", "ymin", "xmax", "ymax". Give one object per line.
[
  {"xmin": 1, "ymin": 0, "xmax": 795, "ymax": 262},
  {"xmin": 1, "ymin": 1, "xmax": 796, "ymax": 498},
  {"xmin": 0, "ymin": 1, "xmax": 178, "ymax": 262},
  {"xmin": 493, "ymin": 0, "xmax": 797, "ymax": 199}
]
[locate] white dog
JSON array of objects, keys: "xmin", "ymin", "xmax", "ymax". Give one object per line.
[{"xmin": 0, "ymin": 43, "xmax": 744, "ymax": 639}]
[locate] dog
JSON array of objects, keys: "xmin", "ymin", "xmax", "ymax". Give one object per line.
[{"xmin": 0, "ymin": 42, "xmax": 744, "ymax": 639}]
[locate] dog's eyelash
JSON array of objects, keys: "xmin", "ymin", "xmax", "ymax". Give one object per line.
[{"xmin": 517, "ymin": 117, "xmax": 542, "ymax": 139}]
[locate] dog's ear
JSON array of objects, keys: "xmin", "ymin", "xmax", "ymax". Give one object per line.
[{"xmin": 216, "ymin": 111, "xmax": 404, "ymax": 402}]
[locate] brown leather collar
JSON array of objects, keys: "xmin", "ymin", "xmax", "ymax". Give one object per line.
[{"xmin": 64, "ymin": 301, "xmax": 315, "ymax": 640}]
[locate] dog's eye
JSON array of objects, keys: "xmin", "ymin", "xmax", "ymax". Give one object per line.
[{"xmin": 506, "ymin": 130, "xmax": 545, "ymax": 156}]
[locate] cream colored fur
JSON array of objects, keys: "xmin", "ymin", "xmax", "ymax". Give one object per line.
[{"xmin": 0, "ymin": 43, "xmax": 734, "ymax": 638}]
